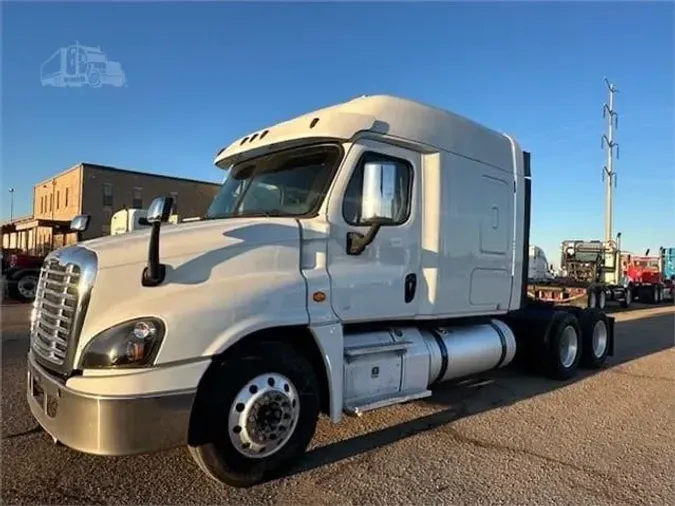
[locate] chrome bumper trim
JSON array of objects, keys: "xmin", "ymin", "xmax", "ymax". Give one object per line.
[{"xmin": 26, "ymin": 352, "xmax": 196, "ymax": 456}]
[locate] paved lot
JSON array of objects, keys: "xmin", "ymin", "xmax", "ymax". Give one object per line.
[{"xmin": 2, "ymin": 303, "xmax": 674, "ymax": 505}]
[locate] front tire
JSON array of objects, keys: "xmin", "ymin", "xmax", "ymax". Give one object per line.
[
  {"xmin": 188, "ymin": 341, "xmax": 320, "ymax": 488},
  {"xmin": 9, "ymin": 272, "xmax": 39, "ymax": 303}
]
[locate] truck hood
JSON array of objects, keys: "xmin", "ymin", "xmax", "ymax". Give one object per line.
[{"xmin": 81, "ymin": 217, "xmax": 301, "ymax": 269}]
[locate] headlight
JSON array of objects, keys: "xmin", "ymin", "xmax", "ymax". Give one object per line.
[{"xmin": 80, "ymin": 317, "xmax": 166, "ymax": 369}]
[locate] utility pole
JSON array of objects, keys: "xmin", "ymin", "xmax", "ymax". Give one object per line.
[{"xmin": 601, "ymin": 77, "xmax": 620, "ymax": 246}]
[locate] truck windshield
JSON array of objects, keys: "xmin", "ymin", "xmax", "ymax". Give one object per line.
[{"xmin": 205, "ymin": 143, "xmax": 343, "ymax": 219}]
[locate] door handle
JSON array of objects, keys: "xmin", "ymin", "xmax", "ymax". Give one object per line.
[{"xmin": 404, "ymin": 273, "xmax": 417, "ymax": 303}]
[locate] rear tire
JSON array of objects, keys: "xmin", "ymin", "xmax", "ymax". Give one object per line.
[
  {"xmin": 579, "ymin": 309, "xmax": 611, "ymax": 369},
  {"xmin": 187, "ymin": 341, "xmax": 320, "ymax": 488},
  {"xmin": 597, "ymin": 287, "xmax": 607, "ymax": 310},
  {"xmin": 543, "ymin": 311, "xmax": 582, "ymax": 380},
  {"xmin": 620, "ymin": 286, "xmax": 632, "ymax": 309}
]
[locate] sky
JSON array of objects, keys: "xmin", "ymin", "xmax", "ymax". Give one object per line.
[{"xmin": 1, "ymin": 1, "xmax": 674, "ymax": 263}]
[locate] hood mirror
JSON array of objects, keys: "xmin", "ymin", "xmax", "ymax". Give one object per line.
[
  {"xmin": 147, "ymin": 197, "xmax": 174, "ymax": 224},
  {"xmin": 70, "ymin": 214, "xmax": 90, "ymax": 232},
  {"xmin": 70, "ymin": 214, "xmax": 90, "ymax": 241},
  {"xmin": 142, "ymin": 196, "xmax": 174, "ymax": 287}
]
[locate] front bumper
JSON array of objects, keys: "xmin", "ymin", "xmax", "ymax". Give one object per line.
[{"xmin": 26, "ymin": 351, "xmax": 197, "ymax": 456}]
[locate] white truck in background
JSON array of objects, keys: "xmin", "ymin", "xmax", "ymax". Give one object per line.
[
  {"xmin": 27, "ymin": 95, "xmax": 614, "ymax": 488},
  {"xmin": 109, "ymin": 208, "xmax": 187, "ymax": 235},
  {"xmin": 528, "ymin": 245, "xmax": 555, "ymax": 281}
]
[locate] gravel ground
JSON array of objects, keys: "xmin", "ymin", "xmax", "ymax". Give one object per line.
[{"xmin": 1, "ymin": 303, "xmax": 674, "ymax": 505}]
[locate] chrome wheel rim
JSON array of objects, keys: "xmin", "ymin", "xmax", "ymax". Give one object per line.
[
  {"xmin": 592, "ymin": 320, "xmax": 608, "ymax": 358},
  {"xmin": 559, "ymin": 325, "xmax": 579, "ymax": 369},
  {"xmin": 598, "ymin": 290, "xmax": 606, "ymax": 309},
  {"xmin": 625, "ymin": 289, "xmax": 631, "ymax": 305},
  {"xmin": 228, "ymin": 372, "xmax": 300, "ymax": 459},
  {"xmin": 17, "ymin": 276, "xmax": 37, "ymax": 299}
]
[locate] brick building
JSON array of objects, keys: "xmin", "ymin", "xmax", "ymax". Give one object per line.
[{"xmin": 2, "ymin": 163, "xmax": 221, "ymax": 255}]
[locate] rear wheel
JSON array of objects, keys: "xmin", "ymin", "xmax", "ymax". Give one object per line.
[
  {"xmin": 579, "ymin": 309, "xmax": 611, "ymax": 369},
  {"xmin": 587, "ymin": 288, "xmax": 597, "ymax": 309},
  {"xmin": 543, "ymin": 311, "xmax": 582, "ymax": 380},
  {"xmin": 188, "ymin": 341, "xmax": 320, "ymax": 488},
  {"xmin": 620, "ymin": 286, "xmax": 632, "ymax": 308},
  {"xmin": 597, "ymin": 288, "xmax": 607, "ymax": 310}
]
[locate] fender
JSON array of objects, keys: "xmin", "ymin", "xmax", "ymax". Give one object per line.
[
  {"xmin": 207, "ymin": 321, "xmax": 345, "ymax": 423},
  {"xmin": 4, "ymin": 266, "xmax": 40, "ymax": 283},
  {"xmin": 309, "ymin": 322, "xmax": 344, "ymax": 423}
]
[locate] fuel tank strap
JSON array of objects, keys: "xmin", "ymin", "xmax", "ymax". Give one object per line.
[
  {"xmin": 487, "ymin": 320, "xmax": 509, "ymax": 368},
  {"xmin": 428, "ymin": 328, "xmax": 448, "ymax": 385}
]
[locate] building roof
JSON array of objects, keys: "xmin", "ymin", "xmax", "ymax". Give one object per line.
[
  {"xmin": 81, "ymin": 163, "xmax": 222, "ymax": 187},
  {"xmin": 35, "ymin": 163, "xmax": 221, "ymax": 188}
]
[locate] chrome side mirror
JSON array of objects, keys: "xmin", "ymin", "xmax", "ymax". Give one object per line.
[
  {"xmin": 360, "ymin": 162, "xmax": 397, "ymax": 224},
  {"xmin": 70, "ymin": 214, "xmax": 90, "ymax": 232},
  {"xmin": 147, "ymin": 197, "xmax": 174, "ymax": 224}
]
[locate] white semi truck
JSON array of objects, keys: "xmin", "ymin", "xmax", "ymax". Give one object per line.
[{"xmin": 27, "ymin": 95, "xmax": 614, "ymax": 488}]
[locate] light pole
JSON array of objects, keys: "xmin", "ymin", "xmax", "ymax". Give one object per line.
[{"xmin": 8, "ymin": 187, "xmax": 14, "ymax": 221}]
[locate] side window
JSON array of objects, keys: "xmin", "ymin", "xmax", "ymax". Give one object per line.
[
  {"xmin": 132, "ymin": 187, "xmax": 143, "ymax": 208},
  {"xmin": 342, "ymin": 152, "xmax": 413, "ymax": 226},
  {"xmin": 103, "ymin": 183, "xmax": 114, "ymax": 207}
]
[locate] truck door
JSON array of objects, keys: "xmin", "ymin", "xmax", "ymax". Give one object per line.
[{"xmin": 326, "ymin": 140, "xmax": 422, "ymax": 322}]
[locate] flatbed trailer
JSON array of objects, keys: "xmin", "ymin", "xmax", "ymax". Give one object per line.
[
  {"xmin": 529, "ymin": 244, "xmax": 675, "ymax": 309},
  {"xmin": 528, "ymin": 278, "xmax": 630, "ymax": 309},
  {"xmin": 527, "ymin": 239, "xmax": 631, "ymax": 310}
]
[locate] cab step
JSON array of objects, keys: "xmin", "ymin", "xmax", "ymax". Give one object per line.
[
  {"xmin": 344, "ymin": 340, "xmax": 412, "ymax": 359},
  {"xmin": 343, "ymin": 389, "xmax": 432, "ymax": 417}
]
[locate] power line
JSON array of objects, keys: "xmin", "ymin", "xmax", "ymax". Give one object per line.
[{"xmin": 601, "ymin": 77, "xmax": 620, "ymax": 245}]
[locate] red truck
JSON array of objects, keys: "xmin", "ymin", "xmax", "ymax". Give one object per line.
[
  {"xmin": 623, "ymin": 249, "xmax": 673, "ymax": 303},
  {"xmin": 1, "ymin": 252, "xmax": 45, "ymax": 303}
]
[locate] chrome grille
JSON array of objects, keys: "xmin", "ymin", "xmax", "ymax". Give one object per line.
[
  {"xmin": 29, "ymin": 246, "xmax": 97, "ymax": 373},
  {"xmin": 30, "ymin": 259, "xmax": 81, "ymax": 366}
]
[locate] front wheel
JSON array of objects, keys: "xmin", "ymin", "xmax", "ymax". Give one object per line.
[
  {"xmin": 188, "ymin": 341, "xmax": 320, "ymax": 488},
  {"xmin": 9, "ymin": 272, "xmax": 39, "ymax": 303}
]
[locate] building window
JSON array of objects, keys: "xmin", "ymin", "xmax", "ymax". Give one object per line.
[
  {"xmin": 56, "ymin": 191, "xmax": 60, "ymax": 209},
  {"xmin": 170, "ymin": 192, "xmax": 178, "ymax": 214},
  {"xmin": 50, "ymin": 193, "xmax": 53, "ymax": 212},
  {"xmin": 39, "ymin": 197, "xmax": 43, "ymax": 214},
  {"xmin": 103, "ymin": 183, "xmax": 113, "ymax": 207},
  {"xmin": 65, "ymin": 188, "xmax": 69, "ymax": 207},
  {"xmin": 133, "ymin": 187, "xmax": 143, "ymax": 208}
]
